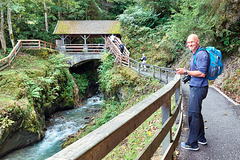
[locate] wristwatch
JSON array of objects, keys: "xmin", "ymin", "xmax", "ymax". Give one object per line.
[{"xmin": 184, "ymin": 70, "xmax": 188, "ymax": 75}]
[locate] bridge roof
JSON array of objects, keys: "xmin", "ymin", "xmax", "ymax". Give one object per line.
[{"xmin": 53, "ymin": 20, "xmax": 121, "ymax": 35}]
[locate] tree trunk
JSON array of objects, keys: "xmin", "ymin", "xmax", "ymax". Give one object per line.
[
  {"xmin": 58, "ymin": 0, "xmax": 61, "ymax": 20},
  {"xmin": 7, "ymin": 4, "xmax": 14, "ymax": 48},
  {"xmin": 44, "ymin": 1, "xmax": 48, "ymax": 32},
  {"xmin": 0, "ymin": 3, "xmax": 6, "ymax": 52}
]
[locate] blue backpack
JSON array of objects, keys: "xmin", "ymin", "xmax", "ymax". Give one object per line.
[{"xmin": 194, "ymin": 47, "xmax": 224, "ymax": 80}]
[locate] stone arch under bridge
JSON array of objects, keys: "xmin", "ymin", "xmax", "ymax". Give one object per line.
[{"xmin": 67, "ymin": 53, "xmax": 103, "ymax": 67}]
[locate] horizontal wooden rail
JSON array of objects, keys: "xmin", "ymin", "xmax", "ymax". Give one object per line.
[
  {"xmin": 64, "ymin": 44, "xmax": 105, "ymax": 53},
  {"xmin": 107, "ymin": 37, "xmax": 130, "ymax": 59},
  {"xmin": 48, "ymin": 37, "xmax": 181, "ymax": 159},
  {"xmin": 2, "ymin": 37, "xmax": 182, "ymax": 159},
  {"xmin": 0, "ymin": 40, "xmax": 56, "ymax": 71},
  {"xmin": 128, "ymin": 58, "xmax": 175, "ymax": 84},
  {"xmin": 47, "ymin": 75, "xmax": 182, "ymax": 160},
  {"xmin": 106, "ymin": 37, "xmax": 175, "ymax": 83},
  {"xmin": 46, "ymin": 36, "xmax": 181, "ymax": 160}
]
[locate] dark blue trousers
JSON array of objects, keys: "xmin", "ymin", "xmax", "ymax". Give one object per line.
[{"xmin": 187, "ymin": 86, "xmax": 208, "ymax": 146}]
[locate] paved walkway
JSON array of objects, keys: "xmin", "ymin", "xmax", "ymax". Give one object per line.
[{"xmin": 177, "ymin": 83, "xmax": 240, "ymax": 160}]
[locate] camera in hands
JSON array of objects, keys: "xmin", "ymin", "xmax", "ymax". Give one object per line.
[{"xmin": 182, "ymin": 75, "xmax": 191, "ymax": 84}]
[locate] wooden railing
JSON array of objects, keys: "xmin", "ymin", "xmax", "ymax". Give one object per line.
[
  {"xmin": 47, "ymin": 37, "xmax": 182, "ymax": 160},
  {"xmin": 1, "ymin": 38, "xmax": 182, "ymax": 159},
  {"xmin": 47, "ymin": 74, "xmax": 182, "ymax": 160},
  {"xmin": 106, "ymin": 37, "xmax": 175, "ymax": 84},
  {"xmin": 128, "ymin": 58, "xmax": 175, "ymax": 84},
  {"xmin": 0, "ymin": 40, "xmax": 56, "ymax": 71},
  {"xmin": 65, "ymin": 44, "xmax": 105, "ymax": 53},
  {"xmin": 106, "ymin": 36, "xmax": 130, "ymax": 61}
]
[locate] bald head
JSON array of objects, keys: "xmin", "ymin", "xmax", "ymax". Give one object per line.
[
  {"xmin": 187, "ymin": 34, "xmax": 199, "ymax": 42},
  {"xmin": 187, "ymin": 34, "xmax": 200, "ymax": 53}
]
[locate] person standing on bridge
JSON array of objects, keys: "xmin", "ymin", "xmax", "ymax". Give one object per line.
[
  {"xmin": 176, "ymin": 34, "xmax": 210, "ymax": 151},
  {"xmin": 140, "ymin": 54, "xmax": 147, "ymax": 71},
  {"xmin": 110, "ymin": 34, "xmax": 115, "ymax": 43}
]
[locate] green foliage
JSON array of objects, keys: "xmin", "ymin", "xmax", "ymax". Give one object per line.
[
  {"xmin": 221, "ymin": 55, "xmax": 240, "ymax": 103},
  {"xmin": 0, "ymin": 49, "xmax": 75, "ymax": 135},
  {"xmin": 117, "ymin": 4, "xmax": 179, "ymax": 67},
  {"xmin": 98, "ymin": 53, "xmax": 144, "ymax": 97},
  {"xmin": 139, "ymin": 0, "xmax": 175, "ymax": 24},
  {"xmin": 104, "ymin": 108, "xmax": 162, "ymax": 159},
  {"xmin": 72, "ymin": 73, "xmax": 89, "ymax": 97},
  {"xmin": 0, "ymin": 115, "xmax": 15, "ymax": 130},
  {"xmin": 118, "ymin": 5, "xmax": 159, "ymax": 28},
  {"xmin": 63, "ymin": 53, "xmax": 162, "ymax": 148},
  {"xmin": 2, "ymin": 0, "xmax": 133, "ymax": 47},
  {"xmin": 168, "ymin": 0, "xmax": 240, "ymax": 56},
  {"xmin": 23, "ymin": 48, "xmax": 59, "ymax": 59}
]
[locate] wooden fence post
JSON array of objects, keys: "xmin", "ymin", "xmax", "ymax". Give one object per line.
[
  {"xmin": 153, "ymin": 66, "xmax": 155, "ymax": 78},
  {"xmin": 128, "ymin": 58, "xmax": 130, "ymax": 68},
  {"xmin": 166, "ymin": 71, "xmax": 169, "ymax": 84},
  {"xmin": 38, "ymin": 40, "xmax": 41, "ymax": 49},
  {"xmin": 175, "ymin": 85, "xmax": 181, "ymax": 124},
  {"xmin": 138, "ymin": 62, "xmax": 140, "ymax": 74},
  {"xmin": 8, "ymin": 57, "xmax": 11, "ymax": 66},
  {"xmin": 161, "ymin": 99, "xmax": 172, "ymax": 158},
  {"xmin": 159, "ymin": 68, "xmax": 162, "ymax": 82}
]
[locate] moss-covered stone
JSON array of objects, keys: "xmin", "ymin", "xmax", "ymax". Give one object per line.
[
  {"xmin": 0, "ymin": 49, "xmax": 76, "ymax": 157},
  {"xmin": 62, "ymin": 53, "xmax": 162, "ymax": 148}
]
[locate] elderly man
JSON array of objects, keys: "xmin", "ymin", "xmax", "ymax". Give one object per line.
[{"xmin": 176, "ymin": 34, "xmax": 210, "ymax": 151}]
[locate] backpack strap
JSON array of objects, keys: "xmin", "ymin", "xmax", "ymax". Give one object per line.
[{"xmin": 193, "ymin": 48, "xmax": 206, "ymax": 65}]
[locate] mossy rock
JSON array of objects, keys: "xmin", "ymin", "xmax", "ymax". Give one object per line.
[{"xmin": 0, "ymin": 48, "xmax": 75, "ymax": 157}]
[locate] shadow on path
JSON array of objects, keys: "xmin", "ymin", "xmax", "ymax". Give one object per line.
[{"xmin": 176, "ymin": 83, "xmax": 240, "ymax": 160}]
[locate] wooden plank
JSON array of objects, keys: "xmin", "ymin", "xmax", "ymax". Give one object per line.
[
  {"xmin": 47, "ymin": 77, "xmax": 181, "ymax": 160},
  {"xmin": 0, "ymin": 63, "xmax": 9, "ymax": 71},
  {"xmin": 66, "ymin": 46, "xmax": 84, "ymax": 49},
  {"xmin": 136, "ymin": 94, "xmax": 182, "ymax": 160},
  {"xmin": 0, "ymin": 56, "xmax": 9, "ymax": 62},
  {"xmin": 161, "ymin": 111, "xmax": 183, "ymax": 160},
  {"xmin": 0, "ymin": 40, "xmax": 56, "ymax": 71},
  {"xmin": 21, "ymin": 43, "xmax": 39, "ymax": 45}
]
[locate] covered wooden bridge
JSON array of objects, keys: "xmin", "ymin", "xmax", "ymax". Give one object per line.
[{"xmin": 53, "ymin": 20, "xmax": 121, "ymax": 54}]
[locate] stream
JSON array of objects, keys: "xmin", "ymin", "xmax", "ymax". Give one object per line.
[{"xmin": 2, "ymin": 94, "xmax": 103, "ymax": 160}]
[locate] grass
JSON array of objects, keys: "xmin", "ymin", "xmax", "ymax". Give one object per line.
[
  {"xmin": 103, "ymin": 108, "xmax": 163, "ymax": 160},
  {"xmin": 103, "ymin": 94, "xmax": 179, "ymax": 159}
]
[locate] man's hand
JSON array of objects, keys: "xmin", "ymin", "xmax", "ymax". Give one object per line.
[
  {"xmin": 176, "ymin": 68, "xmax": 206, "ymax": 77},
  {"xmin": 176, "ymin": 68, "xmax": 185, "ymax": 75}
]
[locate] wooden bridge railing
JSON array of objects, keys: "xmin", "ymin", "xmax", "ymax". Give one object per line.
[
  {"xmin": 1, "ymin": 38, "xmax": 182, "ymax": 159},
  {"xmin": 106, "ymin": 36, "xmax": 130, "ymax": 61},
  {"xmin": 47, "ymin": 36, "xmax": 182, "ymax": 160},
  {"xmin": 106, "ymin": 37, "xmax": 175, "ymax": 84},
  {"xmin": 47, "ymin": 74, "xmax": 182, "ymax": 160},
  {"xmin": 0, "ymin": 40, "xmax": 56, "ymax": 71},
  {"xmin": 64, "ymin": 44, "xmax": 105, "ymax": 53},
  {"xmin": 128, "ymin": 58, "xmax": 175, "ymax": 84}
]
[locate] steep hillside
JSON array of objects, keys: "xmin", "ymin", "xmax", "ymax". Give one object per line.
[
  {"xmin": 0, "ymin": 49, "xmax": 77, "ymax": 157},
  {"xmin": 212, "ymin": 50, "xmax": 240, "ymax": 104}
]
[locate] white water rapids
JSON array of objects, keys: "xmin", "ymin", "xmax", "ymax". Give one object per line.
[{"xmin": 2, "ymin": 94, "xmax": 103, "ymax": 160}]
